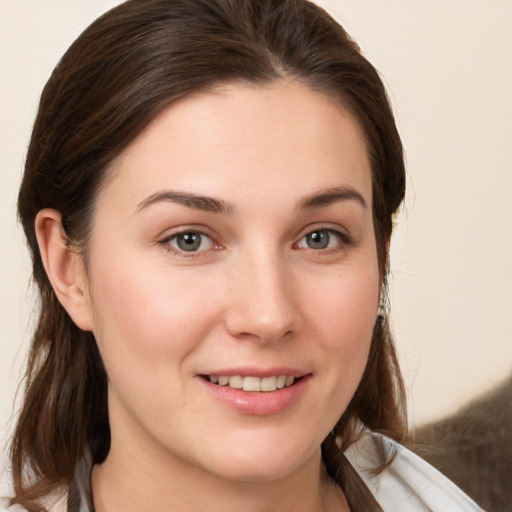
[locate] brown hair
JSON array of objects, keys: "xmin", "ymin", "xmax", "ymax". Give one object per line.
[{"xmin": 13, "ymin": 0, "xmax": 406, "ymax": 510}]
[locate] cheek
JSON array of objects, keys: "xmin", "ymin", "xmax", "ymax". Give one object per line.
[
  {"xmin": 303, "ymin": 262, "xmax": 380, "ymax": 397},
  {"xmin": 308, "ymin": 266, "xmax": 380, "ymax": 342},
  {"xmin": 86, "ymin": 256, "xmax": 225, "ymax": 435},
  {"xmin": 87, "ymin": 254, "xmax": 220, "ymax": 378}
]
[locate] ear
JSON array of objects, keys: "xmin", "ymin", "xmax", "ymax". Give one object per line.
[{"xmin": 35, "ymin": 209, "xmax": 94, "ymax": 331}]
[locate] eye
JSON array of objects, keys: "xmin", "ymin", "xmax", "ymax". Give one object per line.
[
  {"xmin": 296, "ymin": 229, "xmax": 345, "ymax": 250},
  {"xmin": 166, "ymin": 231, "xmax": 216, "ymax": 253}
]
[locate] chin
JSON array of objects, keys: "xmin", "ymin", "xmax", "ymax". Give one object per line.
[
  {"xmin": 208, "ymin": 458, "xmax": 300, "ymax": 484},
  {"xmin": 198, "ymin": 434, "xmax": 320, "ymax": 483}
]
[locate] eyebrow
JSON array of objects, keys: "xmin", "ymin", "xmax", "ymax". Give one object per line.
[
  {"xmin": 135, "ymin": 184, "xmax": 367, "ymax": 216},
  {"xmin": 297, "ymin": 185, "xmax": 368, "ymax": 210},
  {"xmin": 136, "ymin": 190, "xmax": 236, "ymax": 215}
]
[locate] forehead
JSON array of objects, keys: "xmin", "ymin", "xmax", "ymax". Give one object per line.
[{"xmin": 101, "ymin": 80, "xmax": 372, "ymax": 211}]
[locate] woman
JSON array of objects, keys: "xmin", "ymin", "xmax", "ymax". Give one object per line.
[{"xmin": 1, "ymin": 0, "xmax": 484, "ymax": 511}]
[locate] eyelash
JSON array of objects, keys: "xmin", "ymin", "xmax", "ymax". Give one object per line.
[
  {"xmin": 294, "ymin": 228, "xmax": 353, "ymax": 252},
  {"xmin": 159, "ymin": 229, "xmax": 220, "ymax": 257},
  {"xmin": 159, "ymin": 227, "xmax": 353, "ymax": 257}
]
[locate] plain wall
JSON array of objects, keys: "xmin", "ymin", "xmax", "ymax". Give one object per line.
[{"xmin": 1, "ymin": 0, "xmax": 511, "ymax": 443}]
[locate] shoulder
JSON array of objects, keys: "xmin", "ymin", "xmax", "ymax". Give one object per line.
[{"xmin": 344, "ymin": 431, "xmax": 486, "ymax": 512}]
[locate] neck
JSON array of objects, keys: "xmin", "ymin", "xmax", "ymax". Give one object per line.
[{"xmin": 91, "ymin": 432, "xmax": 348, "ymax": 512}]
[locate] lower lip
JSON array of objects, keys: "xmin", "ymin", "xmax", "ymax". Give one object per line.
[{"xmin": 199, "ymin": 376, "xmax": 311, "ymax": 416}]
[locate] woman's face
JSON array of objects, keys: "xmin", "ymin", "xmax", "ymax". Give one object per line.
[{"xmin": 85, "ymin": 81, "xmax": 379, "ymax": 482}]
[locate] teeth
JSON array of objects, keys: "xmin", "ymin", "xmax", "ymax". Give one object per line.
[
  {"xmin": 260, "ymin": 376, "xmax": 277, "ymax": 391},
  {"xmin": 228, "ymin": 375, "xmax": 243, "ymax": 389},
  {"xmin": 276, "ymin": 375, "xmax": 286, "ymax": 388},
  {"xmin": 243, "ymin": 376, "xmax": 261, "ymax": 391},
  {"xmin": 208, "ymin": 374, "xmax": 296, "ymax": 392}
]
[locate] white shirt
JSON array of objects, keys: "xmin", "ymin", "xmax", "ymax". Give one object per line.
[{"xmin": 345, "ymin": 432, "xmax": 485, "ymax": 511}]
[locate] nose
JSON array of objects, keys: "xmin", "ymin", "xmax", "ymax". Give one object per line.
[{"xmin": 224, "ymin": 250, "xmax": 302, "ymax": 343}]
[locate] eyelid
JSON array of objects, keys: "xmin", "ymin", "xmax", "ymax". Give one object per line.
[
  {"xmin": 294, "ymin": 225, "xmax": 354, "ymax": 251},
  {"xmin": 159, "ymin": 226, "xmax": 223, "ymax": 256}
]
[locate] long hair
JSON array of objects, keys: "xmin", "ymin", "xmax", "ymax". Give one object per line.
[{"xmin": 13, "ymin": 0, "xmax": 406, "ymax": 510}]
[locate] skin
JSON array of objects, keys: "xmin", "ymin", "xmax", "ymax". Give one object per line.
[{"xmin": 37, "ymin": 80, "xmax": 380, "ymax": 512}]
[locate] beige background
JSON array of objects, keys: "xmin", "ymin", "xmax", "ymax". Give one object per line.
[{"xmin": 1, "ymin": 0, "xmax": 511, "ymax": 442}]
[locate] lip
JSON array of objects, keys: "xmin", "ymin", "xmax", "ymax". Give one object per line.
[
  {"xmin": 202, "ymin": 367, "xmax": 309, "ymax": 378},
  {"xmin": 198, "ymin": 369, "xmax": 311, "ymax": 416}
]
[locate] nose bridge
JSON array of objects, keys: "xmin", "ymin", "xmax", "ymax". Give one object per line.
[{"xmin": 225, "ymin": 244, "xmax": 300, "ymax": 342}]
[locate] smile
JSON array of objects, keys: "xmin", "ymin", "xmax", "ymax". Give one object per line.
[
  {"xmin": 201, "ymin": 373, "xmax": 311, "ymax": 415},
  {"xmin": 206, "ymin": 375, "xmax": 296, "ymax": 392}
]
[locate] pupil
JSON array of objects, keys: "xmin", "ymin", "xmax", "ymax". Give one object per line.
[
  {"xmin": 307, "ymin": 231, "xmax": 329, "ymax": 249},
  {"xmin": 177, "ymin": 232, "xmax": 201, "ymax": 251}
]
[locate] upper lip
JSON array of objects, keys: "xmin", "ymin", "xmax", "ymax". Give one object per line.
[{"xmin": 199, "ymin": 367, "xmax": 310, "ymax": 378}]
